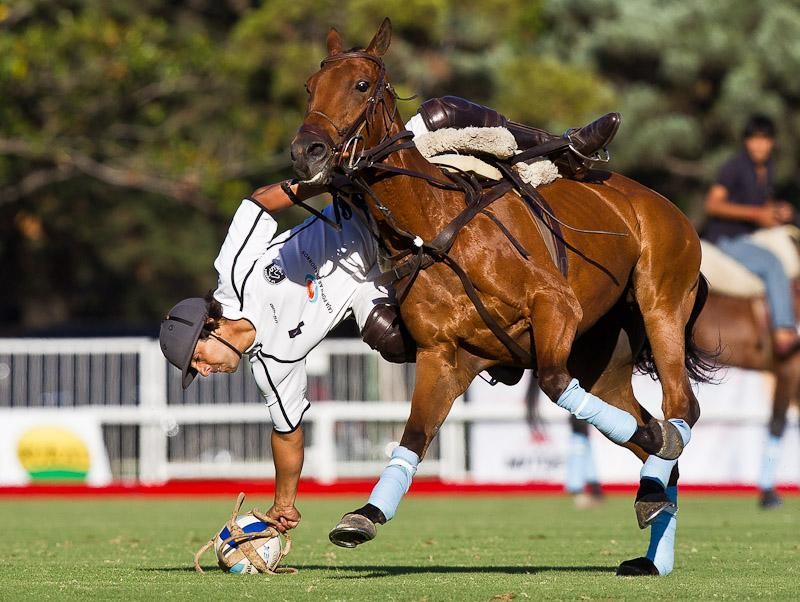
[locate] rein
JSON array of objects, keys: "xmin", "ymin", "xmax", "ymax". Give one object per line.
[{"xmin": 295, "ymin": 51, "xmax": 618, "ymax": 366}]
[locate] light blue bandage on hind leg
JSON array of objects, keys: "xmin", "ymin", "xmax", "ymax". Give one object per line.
[
  {"xmin": 367, "ymin": 445, "xmax": 419, "ymax": 521},
  {"xmin": 758, "ymin": 433, "xmax": 782, "ymax": 491},
  {"xmin": 641, "ymin": 419, "xmax": 691, "ymax": 487},
  {"xmin": 556, "ymin": 379, "xmax": 637, "ymax": 445},
  {"xmin": 565, "ymin": 431, "xmax": 590, "ymax": 493},
  {"xmin": 646, "ymin": 485, "xmax": 678, "ymax": 575}
]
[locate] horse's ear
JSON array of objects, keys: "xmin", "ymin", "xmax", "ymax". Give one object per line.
[
  {"xmin": 327, "ymin": 27, "xmax": 343, "ymax": 56},
  {"xmin": 365, "ymin": 17, "xmax": 392, "ymax": 57}
]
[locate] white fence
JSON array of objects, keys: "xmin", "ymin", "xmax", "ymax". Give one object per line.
[
  {"xmin": 0, "ymin": 337, "xmax": 529, "ymax": 484},
  {"xmin": 0, "ymin": 337, "xmax": 795, "ymax": 486}
]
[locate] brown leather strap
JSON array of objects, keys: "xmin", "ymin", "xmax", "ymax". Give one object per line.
[
  {"xmin": 493, "ymin": 162, "xmax": 569, "ymax": 277},
  {"xmin": 428, "ymin": 181, "xmax": 513, "ymax": 254},
  {"xmin": 480, "ymin": 209, "xmax": 530, "ymax": 259},
  {"xmin": 442, "ymin": 254, "xmax": 532, "ymax": 365},
  {"xmin": 280, "ymin": 181, "xmax": 342, "ymax": 231},
  {"xmin": 510, "ymin": 138, "xmax": 571, "ymax": 164}
]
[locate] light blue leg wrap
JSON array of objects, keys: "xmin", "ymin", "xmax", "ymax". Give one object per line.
[
  {"xmin": 584, "ymin": 437, "xmax": 599, "ymax": 484},
  {"xmin": 565, "ymin": 431, "xmax": 589, "ymax": 493},
  {"xmin": 645, "ymin": 485, "xmax": 678, "ymax": 575},
  {"xmin": 668, "ymin": 418, "xmax": 692, "ymax": 447},
  {"xmin": 556, "ymin": 379, "xmax": 637, "ymax": 445},
  {"xmin": 641, "ymin": 419, "xmax": 690, "ymax": 487},
  {"xmin": 367, "ymin": 445, "xmax": 419, "ymax": 521},
  {"xmin": 758, "ymin": 433, "xmax": 782, "ymax": 491},
  {"xmin": 640, "ymin": 456, "xmax": 677, "ymax": 489}
]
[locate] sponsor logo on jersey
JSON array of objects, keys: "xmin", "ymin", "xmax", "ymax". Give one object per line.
[
  {"xmin": 264, "ymin": 262, "xmax": 286, "ymax": 285},
  {"xmin": 305, "ymin": 273, "xmax": 319, "ymax": 302},
  {"xmin": 288, "ymin": 321, "xmax": 304, "ymax": 338}
]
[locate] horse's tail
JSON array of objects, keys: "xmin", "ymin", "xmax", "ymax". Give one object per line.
[{"xmin": 634, "ymin": 274, "xmax": 720, "ymax": 383}]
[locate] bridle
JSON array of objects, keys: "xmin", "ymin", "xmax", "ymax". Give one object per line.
[{"xmin": 298, "ymin": 51, "xmax": 400, "ymax": 171}]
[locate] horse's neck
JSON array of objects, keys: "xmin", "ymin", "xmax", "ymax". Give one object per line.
[{"xmin": 366, "ymin": 121, "xmax": 457, "ymax": 244}]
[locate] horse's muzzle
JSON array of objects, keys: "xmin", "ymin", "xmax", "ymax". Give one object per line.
[{"xmin": 291, "ymin": 128, "xmax": 333, "ymax": 184}]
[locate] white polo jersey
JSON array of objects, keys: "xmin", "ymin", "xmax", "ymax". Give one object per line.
[{"xmin": 213, "ymin": 199, "xmax": 388, "ymax": 432}]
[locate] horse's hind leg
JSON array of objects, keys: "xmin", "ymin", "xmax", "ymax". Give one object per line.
[
  {"xmin": 628, "ymin": 235, "xmax": 703, "ymax": 461},
  {"xmin": 533, "ymin": 292, "xmax": 674, "ymax": 458},
  {"xmin": 580, "ymin": 333, "xmax": 681, "ymax": 577},
  {"xmin": 329, "ymin": 345, "xmax": 475, "ymax": 548}
]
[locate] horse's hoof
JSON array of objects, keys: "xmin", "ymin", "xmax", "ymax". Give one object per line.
[
  {"xmin": 616, "ymin": 556, "xmax": 660, "ymax": 576},
  {"xmin": 655, "ymin": 419, "xmax": 684, "ymax": 460},
  {"xmin": 573, "ymin": 491, "xmax": 604, "ymax": 509},
  {"xmin": 759, "ymin": 489, "xmax": 783, "ymax": 509},
  {"xmin": 634, "ymin": 495, "xmax": 677, "ymax": 529},
  {"xmin": 329, "ymin": 513, "xmax": 377, "ymax": 548}
]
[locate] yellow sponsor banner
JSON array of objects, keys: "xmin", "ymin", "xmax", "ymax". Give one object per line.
[{"xmin": 0, "ymin": 413, "xmax": 112, "ymax": 486}]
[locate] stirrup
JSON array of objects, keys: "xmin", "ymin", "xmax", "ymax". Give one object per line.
[{"xmin": 562, "ymin": 129, "xmax": 612, "ymax": 163}]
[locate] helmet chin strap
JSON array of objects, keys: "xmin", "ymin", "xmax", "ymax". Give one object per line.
[{"xmin": 209, "ymin": 332, "xmax": 243, "ymax": 359}]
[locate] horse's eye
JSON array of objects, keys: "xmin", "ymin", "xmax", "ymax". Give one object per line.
[
  {"xmin": 305, "ymin": 84, "xmax": 311, "ymax": 95},
  {"xmin": 355, "ymin": 80, "xmax": 370, "ymax": 92}
]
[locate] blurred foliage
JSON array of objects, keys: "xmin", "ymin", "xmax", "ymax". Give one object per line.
[
  {"xmin": 538, "ymin": 0, "xmax": 800, "ymax": 213},
  {"xmin": 1, "ymin": 0, "xmax": 800, "ymax": 331}
]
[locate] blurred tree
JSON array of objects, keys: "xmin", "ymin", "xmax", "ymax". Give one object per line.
[
  {"xmin": 0, "ymin": 0, "xmax": 606, "ymax": 332},
  {"xmin": 8, "ymin": 0, "xmax": 797, "ymax": 332},
  {"xmin": 536, "ymin": 0, "xmax": 800, "ymax": 217}
]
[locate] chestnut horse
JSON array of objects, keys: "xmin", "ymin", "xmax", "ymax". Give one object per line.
[{"xmin": 290, "ymin": 19, "xmax": 713, "ymax": 576}]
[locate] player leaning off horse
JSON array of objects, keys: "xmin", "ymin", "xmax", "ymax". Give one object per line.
[{"xmin": 158, "ymin": 99, "xmax": 618, "ymax": 534}]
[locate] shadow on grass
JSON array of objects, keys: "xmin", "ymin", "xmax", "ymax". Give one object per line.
[{"xmin": 145, "ymin": 564, "xmax": 615, "ymax": 578}]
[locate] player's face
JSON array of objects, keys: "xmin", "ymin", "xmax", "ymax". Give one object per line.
[
  {"xmin": 191, "ymin": 336, "xmax": 241, "ymax": 377},
  {"xmin": 744, "ymin": 133, "xmax": 774, "ymax": 165}
]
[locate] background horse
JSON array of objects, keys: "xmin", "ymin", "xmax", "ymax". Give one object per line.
[
  {"xmin": 290, "ymin": 18, "xmax": 714, "ymax": 576},
  {"xmin": 694, "ymin": 283, "xmax": 800, "ymax": 507}
]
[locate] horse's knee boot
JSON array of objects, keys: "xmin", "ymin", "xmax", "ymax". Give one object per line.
[{"xmin": 361, "ymin": 304, "xmax": 416, "ymax": 363}]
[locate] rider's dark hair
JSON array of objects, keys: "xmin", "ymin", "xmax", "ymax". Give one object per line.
[
  {"xmin": 199, "ymin": 290, "xmax": 224, "ymax": 340},
  {"xmin": 743, "ymin": 114, "xmax": 776, "ymax": 140}
]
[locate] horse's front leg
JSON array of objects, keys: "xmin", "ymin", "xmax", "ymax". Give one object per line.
[{"xmin": 328, "ymin": 345, "xmax": 474, "ymax": 548}]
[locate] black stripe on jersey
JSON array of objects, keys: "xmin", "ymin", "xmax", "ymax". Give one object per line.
[
  {"xmin": 237, "ymin": 259, "xmax": 259, "ymax": 312},
  {"xmin": 274, "ymin": 403, "xmax": 311, "ymax": 434},
  {"xmin": 254, "ymin": 354, "xmax": 294, "ymax": 429},
  {"xmin": 266, "ymin": 216, "xmax": 318, "ymax": 251},
  {"xmin": 231, "ymin": 207, "xmax": 265, "ymax": 305},
  {"xmin": 254, "ymin": 333, "xmax": 332, "ymax": 364}
]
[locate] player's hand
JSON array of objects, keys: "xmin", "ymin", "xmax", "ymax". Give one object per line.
[
  {"xmin": 757, "ymin": 204, "xmax": 782, "ymax": 227},
  {"xmin": 773, "ymin": 201, "xmax": 795, "ymax": 224},
  {"xmin": 264, "ymin": 504, "xmax": 301, "ymax": 533}
]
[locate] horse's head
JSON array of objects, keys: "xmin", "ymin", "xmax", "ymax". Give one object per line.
[{"xmin": 291, "ymin": 18, "xmax": 396, "ymax": 184}]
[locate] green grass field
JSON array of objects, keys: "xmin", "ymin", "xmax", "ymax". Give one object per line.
[{"xmin": 0, "ymin": 494, "xmax": 798, "ymax": 601}]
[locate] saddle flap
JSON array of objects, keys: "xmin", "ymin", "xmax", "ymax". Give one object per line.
[
  {"xmin": 701, "ymin": 226, "xmax": 800, "ymax": 299},
  {"xmin": 700, "ymin": 240, "xmax": 765, "ymax": 298}
]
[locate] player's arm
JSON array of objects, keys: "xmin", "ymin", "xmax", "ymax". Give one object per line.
[
  {"xmin": 268, "ymin": 428, "xmax": 304, "ymax": 532},
  {"xmin": 249, "ymin": 180, "xmax": 328, "ymax": 215},
  {"xmin": 704, "ymin": 183, "xmax": 779, "ymax": 227}
]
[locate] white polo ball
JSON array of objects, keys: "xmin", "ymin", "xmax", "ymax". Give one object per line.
[{"xmin": 214, "ymin": 514, "xmax": 282, "ymax": 574}]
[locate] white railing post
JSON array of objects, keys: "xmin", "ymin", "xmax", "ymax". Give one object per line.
[
  {"xmin": 138, "ymin": 340, "xmax": 169, "ymax": 484},
  {"xmin": 311, "ymin": 405, "xmax": 338, "ymax": 484},
  {"xmin": 438, "ymin": 396, "xmax": 467, "ymax": 481}
]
